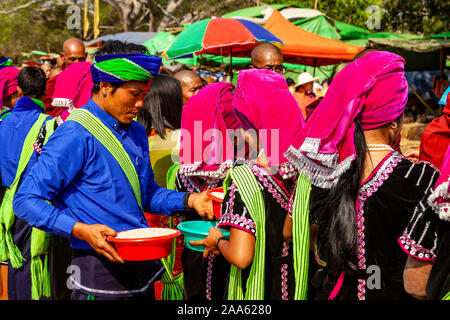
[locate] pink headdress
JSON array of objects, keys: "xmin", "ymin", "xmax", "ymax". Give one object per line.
[
  {"xmin": 285, "ymin": 51, "xmax": 408, "ymax": 188},
  {"xmin": 233, "ymin": 68, "xmax": 304, "ymax": 176},
  {"xmin": 52, "ymin": 61, "xmax": 93, "ymax": 123},
  {"xmin": 428, "ymin": 145, "xmax": 450, "ymax": 222},
  {"xmin": 179, "ymin": 82, "xmax": 240, "ymax": 180},
  {"xmin": 0, "ymin": 66, "xmax": 19, "ymax": 107}
]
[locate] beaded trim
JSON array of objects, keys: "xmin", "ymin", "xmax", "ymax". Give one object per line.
[
  {"xmin": 178, "ymin": 160, "xmax": 234, "ymax": 180},
  {"xmin": 51, "ymin": 97, "xmax": 74, "ymax": 108},
  {"xmin": 428, "ymin": 180, "xmax": 450, "ymax": 222},
  {"xmin": 218, "ymin": 212, "xmax": 257, "ymax": 235},
  {"xmin": 284, "ymin": 145, "xmax": 354, "ymax": 189},
  {"xmin": 206, "ymin": 253, "xmax": 214, "ymax": 300},
  {"xmin": 279, "ymin": 162, "xmax": 298, "ymax": 179},
  {"xmin": 217, "ymin": 182, "xmax": 257, "ymax": 235},
  {"xmin": 356, "ymin": 151, "xmax": 403, "ymax": 300},
  {"xmin": 248, "ymin": 163, "xmax": 290, "ymax": 211},
  {"xmin": 398, "ymin": 230, "xmax": 436, "ymax": 262},
  {"xmin": 281, "ymin": 240, "xmax": 289, "ymax": 300}
]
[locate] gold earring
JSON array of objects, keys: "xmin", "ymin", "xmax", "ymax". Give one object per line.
[{"xmin": 390, "ymin": 122, "xmax": 398, "ymax": 129}]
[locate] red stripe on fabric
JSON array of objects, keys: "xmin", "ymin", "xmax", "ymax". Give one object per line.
[
  {"xmin": 360, "ymin": 151, "xmax": 395, "ymax": 187},
  {"xmin": 202, "ymin": 18, "xmax": 255, "ymax": 51}
]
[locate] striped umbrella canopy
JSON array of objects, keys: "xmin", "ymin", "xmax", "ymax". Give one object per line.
[{"xmin": 166, "ymin": 17, "xmax": 283, "ymax": 59}]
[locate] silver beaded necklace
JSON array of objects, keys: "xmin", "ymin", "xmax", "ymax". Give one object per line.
[{"xmin": 366, "ymin": 144, "xmax": 394, "ymax": 152}]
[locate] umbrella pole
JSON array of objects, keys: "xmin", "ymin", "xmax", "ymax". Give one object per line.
[
  {"xmin": 229, "ymin": 49, "xmax": 233, "ymax": 82},
  {"xmin": 313, "ymin": 58, "xmax": 317, "ymax": 77}
]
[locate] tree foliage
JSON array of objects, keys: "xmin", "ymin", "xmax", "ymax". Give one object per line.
[
  {"xmin": 265, "ymin": 0, "xmax": 449, "ymax": 35},
  {"xmin": 0, "ymin": 0, "xmax": 447, "ymax": 64}
]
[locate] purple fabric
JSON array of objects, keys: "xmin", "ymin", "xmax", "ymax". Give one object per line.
[
  {"xmin": 233, "ymin": 68, "xmax": 304, "ymax": 167},
  {"xmin": 179, "ymin": 82, "xmax": 240, "ymax": 171},
  {"xmin": 0, "ymin": 66, "xmax": 19, "ymax": 107},
  {"xmin": 286, "ymin": 51, "xmax": 408, "ymax": 187},
  {"xmin": 52, "ymin": 62, "xmax": 93, "ymax": 122}
]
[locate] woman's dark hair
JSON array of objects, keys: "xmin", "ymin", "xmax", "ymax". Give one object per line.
[
  {"xmin": 91, "ymin": 40, "xmax": 149, "ymax": 94},
  {"xmin": 317, "ymin": 118, "xmax": 367, "ymax": 276},
  {"xmin": 17, "ymin": 66, "xmax": 47, "ymax": 99},
  {"xmin": 137, "ymin": 74, "xmax": 183, "ymax": 138},
  {"xmin": 286, "ymin": 77, "xmax": 295, "ymax": 87}
]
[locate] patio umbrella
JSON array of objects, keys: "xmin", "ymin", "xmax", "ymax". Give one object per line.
[
  {"xmin": 165, "ymin": 17, "xmax": 283, "ymax": 80},
  {"xmin": 166, "ymin": 17, "xmax": 283, "ymax": 59}
]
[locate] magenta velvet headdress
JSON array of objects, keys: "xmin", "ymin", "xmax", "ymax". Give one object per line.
[
  {"xmin": 0, "ymin": 66, "xmax": 19, "ymax": 107},
  {"xmin": 179, "ymin": 82, "xmax": 240, "ymax": 179},
  {"xmin": 428, "ymin": 145, "xmax": 450, "ymax": 222},
  {"xmin": 285, "ymin": 51, "xmax": 408, "ymax": 188},
  {"xmin": 52, "ymin": 61, "xmax": 93, "ymax": 123},
  {"xmin": 233, "ymin": 68, "xmax": 304, "ymax": 175}
]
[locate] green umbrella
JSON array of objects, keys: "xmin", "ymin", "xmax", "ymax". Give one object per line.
[
  {"xmin": 31, "ymin": 50, "xmax": 48, "ymax": 56},
  {"xmin": 142, "ymin": 31, "xmax": 176, "ymax": 55},
  {"xmin": 293, "ymin": 16, "xmax": 342, "ymax": 40},
  {"xmin": 334, "ymin": 20, "xmax": 370, "ymax": 40},
  {"xmin": 431, "ymin": 31, "xmax": 450, "ymax": 39}
]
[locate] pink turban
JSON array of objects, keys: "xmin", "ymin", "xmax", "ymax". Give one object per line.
[
  {"xmin": 0, "ymin": 66, "xmax": 20, "ymax": 107},
  {"xmin": 179, "ymin": 82, "xmax": 240, "ymax": 179},
  {"xmin": 233, "ymin": 68, "xmax": 304, "ymax": 173},
  {"xmin": 52, "ymin": 61, "xmax": 93, "ymax": 123},
  {"xmin": 285, "ymin": 51, "xmax": 408, "ymax": 188}
]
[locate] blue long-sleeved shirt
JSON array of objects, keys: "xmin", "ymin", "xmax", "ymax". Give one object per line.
[
  {"xmin": 13, "ymin": 99, "xmax": 185, "ymax": 249},
  {"xmin": 0, "ymin": 97, "xmax": 49, "ymax": 188}
]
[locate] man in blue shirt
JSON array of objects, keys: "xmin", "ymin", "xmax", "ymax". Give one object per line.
[
  {"xmin": 13, "ymin": 41, "xmax": 214, "ymax": 300},
  {"xmin": 0, "ymin": 66, "xmax": 52, "ymax": 300}
]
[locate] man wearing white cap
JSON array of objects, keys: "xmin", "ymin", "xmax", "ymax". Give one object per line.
[{"xmin": 293, "ymin": 72, "xmax": 319, "ymax": 121}]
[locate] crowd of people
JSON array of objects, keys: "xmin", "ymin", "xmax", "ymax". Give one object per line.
[{"xmin": 0, "ymin": 36, "xmax": 449, "ymax": 301}]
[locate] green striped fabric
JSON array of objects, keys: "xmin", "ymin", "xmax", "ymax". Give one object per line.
[
  {"xmin": 30, "ymin": 117, "xmax": 57, "ymax": 300},
  {"xmin": 292, "ymin": 174, "xmax": 311, "ymax": 300},
  {"xmin": 0, "ymin": 113, "xmax": 54, "ymax": 300},
  {"xmin": 160, "ymin": 162, "xmax": 183, "ymax": 300},
  {"xmin": 227, "ymin": 164, "xmax": 266, "ymax": 300},
  {"xmin": 67, "ymin": 109, "xmax": 143, "ymax": 210},
  {"xmin": 0, "ymin": 113, "xmax": 50, "ymax": 266},
  {"xmin": 443, "ymin": 291, "xmax": 450, "ymax": 300},
  {"xmin": 166, "ymin": 162, "xmax": 180, "ymax": 191}
]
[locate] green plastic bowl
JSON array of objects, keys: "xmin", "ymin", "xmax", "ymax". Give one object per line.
[{"xmin": 177, "ymin": 220, "xmax": 230, "ymax": 252}]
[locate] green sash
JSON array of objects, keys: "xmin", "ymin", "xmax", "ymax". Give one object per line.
[
  {"xmin": 159, "ymin": 162, "xmax": 183, "ymax": 300},
  {"xmin": 291, "ymin": 174, "xmax": 311, "ymax": 300},
  {"xmin": 0, "ymin": 113, "xmax": 53, "ymax": 300},
  {"xmin": 226, "ymin": 164, "xmax": 266, "ymax": 300}
]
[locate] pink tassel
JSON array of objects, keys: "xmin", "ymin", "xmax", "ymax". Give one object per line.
[{"xmin": 328, "ymin": 272, "xmax": 345, "ymax": 300}]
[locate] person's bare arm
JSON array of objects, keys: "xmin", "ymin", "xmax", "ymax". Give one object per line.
[
  {"xmin": 283, "ymin": 215, "xmax": 293, "ymax": 242},
  {"xmin": 190, "ymin": 227, "xmax": 255, "ymax": 269},
  {"xmin": 403, "ymin": 256, "xmax": 433, "ymax": 300}
]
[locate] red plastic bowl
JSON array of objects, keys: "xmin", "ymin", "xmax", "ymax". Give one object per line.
[
  {"xmin": 206, "ymin": 187, "xmax": 225, "ymax": 219},
  {"xmin": 107, "ymin": 228, "xmax": 181, "ymax": 261}
]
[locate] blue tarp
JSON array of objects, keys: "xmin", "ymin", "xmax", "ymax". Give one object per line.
[{"xmin": 85, "ymin": 32, "xmax": 157, "ymax": 47}]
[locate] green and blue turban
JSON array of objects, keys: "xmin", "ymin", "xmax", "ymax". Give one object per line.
[
  {"xmin": 0, "ymin": 57, "xmax": 13, "ymax": 70},
  {"xmin": 90, "ymin": 53, "xmax": 162, "ymax": 84}
]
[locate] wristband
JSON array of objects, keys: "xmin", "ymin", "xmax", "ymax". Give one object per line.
[
  {"xmin": 183, "ymin": 192, "xmax": 192, "ymax": 211},
  {"xmin": 216, "ymin": 236, "xmax": 227, "ymax": 248}
]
